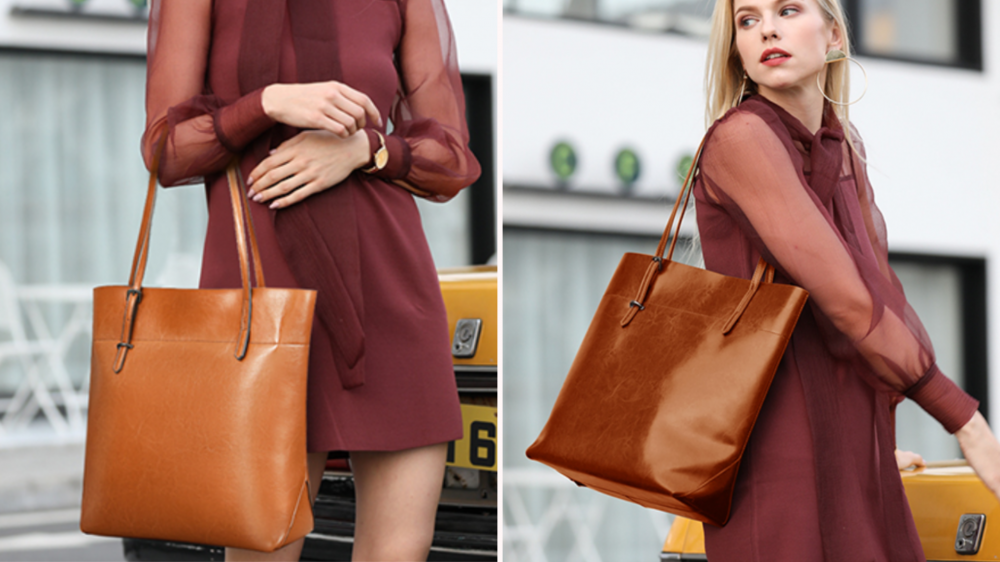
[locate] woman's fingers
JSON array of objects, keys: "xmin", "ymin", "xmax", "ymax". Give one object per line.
[
  {"xmin": 330, "ymin": 92, "xmax": 368, "ymax": 130},
  {"xmin": 249, "ymin": 159, "xmax": 307, "ymax": 202},
  {"xmin": 262, "ymin": 81, "xmax": 382, "ymax": 133},
  {"xmin": 322, "ymin": 105, "xmax": 362, "ymax": 137},
  {"xmin": 317, "ymin": 117, "xmax": 350, "ymax": 138},
  {"xmin": 320, "ymin": 85, "xmax": 378, "ymax": 137},
  {"xmin": 247, "ymin": 152, "xmax": 292, "ymax": 194},
  {"xmin": 257, "ymin": 172, "xmax": 311, "ymax": 206},
  {"xmin": 894, "ymin": 449, "xmax": 925, "ymax": 470},
  {"xmin": 246, "ymin": 129, "xmax": 367, "ymax": 210},
  {"xmin": 338, "ymin": 85, "xmax": 381, "ymax": 127},
  {"xmin": 270, "ymin": 180, "xmax": 323, "ymax": 209}
]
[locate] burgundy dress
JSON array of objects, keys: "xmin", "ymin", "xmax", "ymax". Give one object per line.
[
  {"xmin": 694, "ymin": 95, "xmax": 978, "ymax": 561},
  {"xmin": 141, "ymin": 0, "xmax": 481, "ymax": 453}
]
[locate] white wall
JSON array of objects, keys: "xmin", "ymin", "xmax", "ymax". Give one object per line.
[
  {"xmin": 0, "ymin": 0, "xmax": 500, "ymax": 77},
  {"xmin": 0, "ymin": 0, "xmax": 146, "ymax": 54},
  {"xmin": 504, "ymin": 18, "xmax": 707, "ymax": 196},
  {"xmin": 448, "ymin": 0, "xmax": 500, "ymax": 75},
  {"xmin": 503, "ymin": 8, "xmax": 1000, "ymax": 414}
]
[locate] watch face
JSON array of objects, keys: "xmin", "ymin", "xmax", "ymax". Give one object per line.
[{"xmin": 375, "ymin": 148, "xmax": 389, "ymax": 170}]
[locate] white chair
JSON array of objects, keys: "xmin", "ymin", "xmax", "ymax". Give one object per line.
[{"xmin": 0, "ymin": 260, "xmax": 71, "ymax": 434}]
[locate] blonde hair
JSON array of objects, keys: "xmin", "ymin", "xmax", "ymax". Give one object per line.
[{"xmin": 704, "ymin": 0, "xmax": 854, "ymax": 129}]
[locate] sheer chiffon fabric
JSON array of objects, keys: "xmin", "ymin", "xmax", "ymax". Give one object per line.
[
  {"xmin": 695, "ymin": 95, "xmax": 977, "ymax": 561},
  {"xmin": 143, "ymin": 0, "xmax": 478, "ymax": 193},
  {"xmin": 141, "ymin": 0, "xmax": 480, "ymax": 452}
]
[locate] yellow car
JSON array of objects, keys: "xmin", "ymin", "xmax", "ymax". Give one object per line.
[
  {"xmin": 661, "ymin": 461, "xmax": 999, "ymax": 561},
  {"xmin": 303, "ymin": 265, "xmax": 498, "ymax": 561}
]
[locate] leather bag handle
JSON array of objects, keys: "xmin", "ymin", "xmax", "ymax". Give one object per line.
[
  {"xmin": 620, "ymin": 137, "xmax": 776, "ymax": 331},
  {"xmin": 114, "ymin": 136, "xmax": 265, "ymax": 372}
]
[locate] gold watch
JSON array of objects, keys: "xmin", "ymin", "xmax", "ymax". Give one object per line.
[{"xmin": 363, "ymin": 130, "xmax": 389, "ymax": 173}]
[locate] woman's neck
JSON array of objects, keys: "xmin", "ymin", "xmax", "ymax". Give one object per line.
[{"xmin": 756, "ymin": 84, "xmax": 827, "ymax": 134}]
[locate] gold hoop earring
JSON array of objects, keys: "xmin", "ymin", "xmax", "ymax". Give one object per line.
[
  {"xmin": 817, "ymin": 49, "xmax": 868, "ymax": 106},
  {"xmin": 736, "ymin": 72, "xmax": 748, "ymax": 106}
]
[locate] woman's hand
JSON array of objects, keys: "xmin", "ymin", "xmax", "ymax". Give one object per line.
[
  {"xmin": 261, "ymin": 81, "xmax": 381, "ymax": 138},
  {"xmin": 956, "ymin": 411, "xmax": 1000, "ymax": 499},
  {"xmin": 247, "ymin": 129, "xmax": 370, "ymax": 209},
  {"xmin": 895, "ymin": 449, "xmax": 925, "ymax": 471}
]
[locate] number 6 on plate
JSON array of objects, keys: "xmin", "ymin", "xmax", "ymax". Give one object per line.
[{"xmin": 447, "ymin": 404, "xmax": 498, "ymax": 471}]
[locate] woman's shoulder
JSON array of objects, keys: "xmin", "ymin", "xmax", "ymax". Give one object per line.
[{"xmin": 704, "ymin": 97, "xmax": 788, "ymax": 151}]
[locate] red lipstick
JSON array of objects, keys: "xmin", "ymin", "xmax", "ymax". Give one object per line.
[{"xmin": 760, "ymin": 48, "xmax": 791, "ymax": 66}]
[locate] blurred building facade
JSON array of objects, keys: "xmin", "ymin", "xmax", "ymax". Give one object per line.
[
  {"xmin": 0, "ymin": 0, "xmax": 497, "ymax": 443},
  {"xmin": 503, "ymin": 1, "xmax": 997, "ymax": 559}
]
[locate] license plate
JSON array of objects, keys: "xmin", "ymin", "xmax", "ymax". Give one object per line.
[{"xmin": 447, "ymin": 404, "xmax": 497, "ymax": 472}]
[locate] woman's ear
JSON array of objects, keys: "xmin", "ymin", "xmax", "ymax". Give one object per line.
[{"xmin": 827, "ymin": 22, "xmax": 844, "ymax": 52}]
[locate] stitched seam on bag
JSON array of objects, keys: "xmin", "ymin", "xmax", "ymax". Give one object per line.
[
  {"xmin": 277, "ymin": 478, "xmax": 311, "ymax": 546},
  {"xmin": 92, "ymin": 338, "xmax": 309, "ymax": 346},
  {"xmin": 611, "ymin": 297, "xmax": 790, "ymax": 336},
  {"xmin": 577, "ymin": 479, "xmax": 680, "ymax": 508},
  {"xmin": 675, "ymin": 455, "xmax": 744, "ymax": 501},
  {"xmin": 608, "ymin": 295, "xmax": 726, "ymax": 322}
]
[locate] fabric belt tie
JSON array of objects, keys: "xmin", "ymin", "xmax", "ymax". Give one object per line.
[{"xmin": 237, "ymin": 0, "xmax": 367, "ymax": 388}]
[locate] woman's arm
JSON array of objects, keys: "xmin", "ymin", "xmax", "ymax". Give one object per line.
[
  {"xmin": 143, "ymin": 0, "xmax": 378, "ymax": 187},
  {"xmin": 957, "ymin": 413, "xmax": 1000, "ymax": 498},
  {"xmin": 243, "ymin": 0, "xmax": 481, "ymax": 209},
  {"xmin": 361, "ymin": 0, "xmax": 481, "ymax": 201},
  {"xmin": 704, "ymin": 108, "xmax": 1000, "ymax": 501},
  {"xmin": 699, "ymin": 110, "xmax": 977, "ymax": 433},
  {"xmin": 143, "ymin": 0, "xmax": 262, "ymax": 185}
]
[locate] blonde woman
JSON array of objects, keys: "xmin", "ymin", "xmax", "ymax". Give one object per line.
[{"xmin": 695, "ymin": 0, "xmax": 1000, "ymax": 558}]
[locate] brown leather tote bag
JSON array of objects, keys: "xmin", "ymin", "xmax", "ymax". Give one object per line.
[
  {"xmin": 81, "ymin": 154, "xmax": 316, "ymax": 551},
  {"xmin": 526, "ymin": 141, "xmax": 809, "ymax": 527}
]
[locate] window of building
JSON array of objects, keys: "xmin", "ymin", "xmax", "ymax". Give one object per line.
[
  {"xmin": 889, "ymin": 253, "xmax": 989, "ymax": 460},
  {"xmin": 504, "ymin": 0, "xmax": 983, "ymax": 70},
  {"xmin": 503, "ymin": 0, "xmax": 715, "ymax": 34},
  {"xmin": 845, "ymin": 0, "xmax": 982, "ymax": 70},
  {"xmin": 413, "ymin": 74, "xmax": 496, "ymax": 267}
]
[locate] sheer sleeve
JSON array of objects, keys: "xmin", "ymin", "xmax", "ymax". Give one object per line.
[
  {"xmin": 141, "ymin": 0, "xmax": 275, "ymax": 186},
  {"xmin": 363, "ymin": 0, "xmax": 481, "ymax": 201},
  {"xmin": 699, "ymin": 109, "xmax": 978, "ymax": 433}
]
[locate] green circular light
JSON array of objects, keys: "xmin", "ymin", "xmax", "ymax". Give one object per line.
[
  {"xmin": 676, "ymin": 154, "xmax": 694, "ymax": 186},
  {"xmin": 550, "ymin": 141, "xmax": 577, "ymax": 181},
  {"xmin": 615, "ymin": 148, "xmax": 640, "ymax": 186}
]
